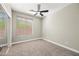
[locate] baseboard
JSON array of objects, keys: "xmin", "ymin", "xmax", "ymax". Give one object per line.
[
  {"xmin": 0, "ymin": 38, "xmax": 42, "ymax": 47},
  {"xmin": 12, "ymin": 38, "xmax": 42, "ymax": 45},
  {"xmin": 0, "ymin": 44, "xmax": 8, "ymax": 47},
  {"xmin": 43, "ymin": 38, "xmax": 79, "ymax": 54}
]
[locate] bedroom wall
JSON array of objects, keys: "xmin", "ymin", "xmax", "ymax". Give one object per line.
[
  {"xmin": 12, "ymin": 11, "xmax": 42, "ymax": 42},
  {"xmin": 43, "ymin": 3, "xmax": 79, "ymax": 51}
]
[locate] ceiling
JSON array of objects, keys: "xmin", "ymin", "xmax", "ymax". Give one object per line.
[{"xmin": 10, "ymin": 3, "xmax": 70, "ymax": 17}]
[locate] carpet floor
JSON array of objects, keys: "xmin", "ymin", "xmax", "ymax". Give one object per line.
[
  {"xmin": 0, "ymin": 39, "xmax": 79, "ymax": 56},
  {"xmin": 0, "ymin": 47, "xmax": 2, "ymax": 52}
]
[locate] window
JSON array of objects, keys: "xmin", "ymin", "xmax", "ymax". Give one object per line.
[
  {"xmin": 0, "ymin": 12, "xmax": 6, "ymax": 39},
  {"xmin": 0, "ymin": 10, "xmax": 8, "ymax": 44},
  {"xmin": 16, "ymin": 16, "xmax": 32, "ymax": 37}
]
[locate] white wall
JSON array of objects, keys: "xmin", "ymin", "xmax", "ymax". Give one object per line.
[
  {"xmin": 43, "ymin": 4, "xmax": 79, "ymax": 51},
  {"xmin": 32, "ymin": 17, "xmax": 42, "ymax": 38}
]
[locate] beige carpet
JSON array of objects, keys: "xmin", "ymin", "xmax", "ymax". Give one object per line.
[
  {"xmin": 0, "ymin": 47, "xmax": 2, "ymax": 52},
  {"xmin": 0, "ymin": 39, "xmax": 79, "ymax": 56}
]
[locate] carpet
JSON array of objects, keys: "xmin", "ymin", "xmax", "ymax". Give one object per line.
[{"xmin": 0, "ymin": 39, "xmax": 79, "ymax": 56}]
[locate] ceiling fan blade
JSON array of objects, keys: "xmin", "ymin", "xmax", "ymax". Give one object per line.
[
  {"xmin": 34, "ymin": 12, "xmax": 38, "ymax": 16},
  {"xmin": 37, "ymin": 4, "xmax": 40, "ymax": 11},
  {"xmin": 40, "ymin": 10, "xmax": 48, "ymax": 12},
  {"xmin": 40, "ymin": 13, "xmax": 43, "ymax": 16},
  {"xmin": 30, "ymin": 10, "xmax": 37, "ymax": 12}
]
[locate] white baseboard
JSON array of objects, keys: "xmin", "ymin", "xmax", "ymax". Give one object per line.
[
  {"xmin": 0, "ymin": 38, "xmax": 42, "ymax": 47},
  {"xmin": 43, "ymin": 38, "xmax": 79, "ymax": 54},
  {"xmin": 12, "ymin": 38, "xmax": 41, "ymax": 45},
  {"xmin": 0, "ymin": 44, "xmax": 8, "ymax": 47}
]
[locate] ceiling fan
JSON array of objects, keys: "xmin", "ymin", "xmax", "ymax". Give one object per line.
[{"xmin": 30, "ymin": 4, "xmax": 49, "ymax": 16}]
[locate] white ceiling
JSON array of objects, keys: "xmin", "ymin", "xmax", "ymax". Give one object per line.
[{"xmin": 10, "ymin": 3, "xmax": 70, "ymax": 17}]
